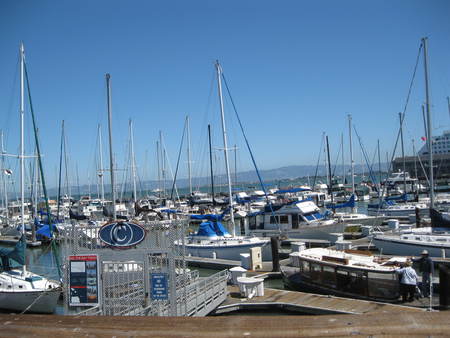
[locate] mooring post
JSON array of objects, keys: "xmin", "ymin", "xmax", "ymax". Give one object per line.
[
  {"xmin": 439, "ymin": 263, "xmax": 450, "ymax": 309},
  {"xmin": 415, "ymin": 207, "xmax": 421, "ymax": 228},
  {"xmin": 271, "ymin": 236, "xmax": 280, "ymax": 272}
]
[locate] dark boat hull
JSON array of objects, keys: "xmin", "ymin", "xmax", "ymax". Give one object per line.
[{"xmin": 280, "ymin": 265, "xmax": 400, "ymax": 303}]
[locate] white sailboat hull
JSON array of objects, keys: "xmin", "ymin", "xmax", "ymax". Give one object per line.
[
  {"xmin": 0, "ymin": 289, "xmax": 60, "ymax": 313},
  {"xmin": 182, "ymin": 239, "xmax": 272, "ymax": 261}
]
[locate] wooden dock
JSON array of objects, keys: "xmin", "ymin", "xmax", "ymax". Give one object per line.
[
  {"xmin": 214, "ymin": 286, "xmax": 425, "ymax": 315},
  {"xmin": 1, "ymin": 312, "xmax": 449, "ymax": 337},
  {"xmin": 0, "ymin": 235, "xmax": 41, "ymax": 247}
]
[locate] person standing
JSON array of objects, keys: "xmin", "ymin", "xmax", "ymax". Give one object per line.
[
  {"xmin": 412, "ymin": 250, "xmax": 434, "ymax": 297},
  {"xmin": 396, "ymin": 260, "xmax": 418, "ymax": 302}
]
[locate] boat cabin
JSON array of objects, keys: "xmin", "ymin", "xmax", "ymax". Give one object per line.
[
  {"xmin": 288, "ymin": 248, "xmax": 403, "ymax": 302},
  {"xmin": 249, "ymin": 200, "xmax": 326, "ymax": 231}
]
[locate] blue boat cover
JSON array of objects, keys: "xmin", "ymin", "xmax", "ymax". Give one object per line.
[
  {"xmin": 326, "ymin": 194, "xmax": 356, "ymax": 209},
  {"xmin": 385, "ymin": 193, "xmax": 408, "ymax": 201},
  {"xmin": 195, "ymin": 220, "xmax": 230, "ymax": 237},
  {"xmin": 161, "ymin": 209, "xmax": 182, "ymax": 214}
]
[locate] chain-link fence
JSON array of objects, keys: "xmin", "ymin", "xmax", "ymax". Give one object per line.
[{"xmin": 60, "ymin": 219, "xmax": 227, "ymax": 316}]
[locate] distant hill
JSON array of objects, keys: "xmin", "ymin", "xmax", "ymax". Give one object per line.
[{"xmin": 46, "ymin": 163, "xmax": 388, "ymax": 198}]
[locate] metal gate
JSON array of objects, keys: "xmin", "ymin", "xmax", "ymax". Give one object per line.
[{"xmin": 102, "ymin": 261, "xmax": 145, "ymax": 316}]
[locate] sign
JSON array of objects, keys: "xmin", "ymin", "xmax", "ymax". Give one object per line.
[
  {"xmin": 98, "ymin": 221, "xmax": 146, "ymax": 249},
  {"xmin": 68, "ymin": 255, "xmax": 99, "ymax": 307},
  {"xmin": 151, "ymin": 273, "xmax": 168, "ymax": 300}
]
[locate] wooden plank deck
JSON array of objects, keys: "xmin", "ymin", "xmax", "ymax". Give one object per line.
[
  {"xmin": 1, "ymin": 312, "xmax": 449, "ymax": 337},
  {"xmin": 214, "ymin": 286, "xmax": 425, "ymax": 315}
]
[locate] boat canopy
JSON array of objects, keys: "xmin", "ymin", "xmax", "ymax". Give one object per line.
[
  {"xmin": 326, "ymin": 194, "xmax": 356, "ymax": 209},
  {"xmin": 0, "ymin": 234, "xmax": 25, "ymax": 268},
  {"xmin": 194, "ymin": 220, "xmax": 230, "ymax": 237},
  {"xmin": 384, "ymin": 193, "xmax": 408, "ymax": 201}
]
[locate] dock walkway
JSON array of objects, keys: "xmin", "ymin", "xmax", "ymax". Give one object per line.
[{"xmin": 214, "ymin": 286, "xmax": 424, "ymax": 315}]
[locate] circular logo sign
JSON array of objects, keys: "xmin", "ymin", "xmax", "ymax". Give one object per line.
[{"xmin": 98, "ymin": 221, "xmax": 146, "ymax": 248}]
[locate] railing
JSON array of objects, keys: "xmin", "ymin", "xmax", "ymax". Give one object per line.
[
  {"xmin": 76, "ymin": 305, "xmax": 102, "ymax": 316},
  {"xmin": 183, "ymin": 270, "xmax": 228, "ymax": 316}
]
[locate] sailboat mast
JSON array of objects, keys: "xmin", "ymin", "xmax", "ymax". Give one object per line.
[
  {"xmin": 215, "ymin": 61, "xmax": 235, "ymax": 234},
  {"xmin": 399, "ymin": 112, "xmax": 407, "ymax": 194},
  {"xmin": 341, "ymin": 133, "xmax": 345, "ymax": 187},
  {"xmin": 348, "ymin": 114, "xmax": 356, "ymax": 212},
  {"xmin": 129, "ymin": 119, "xmax": 137, "ymax": 204},
  {"xmin": 160, "ymin": 131, "xmax": 166, "ymax": 200},
  {"xmin": 106, "ymin": 73, "xmax": 116, "ymax": 220},
  {"xmin": 326, "ymin": 136, "xmax": 334, "ymax": 206},
  {"xmin": 156, "ymin": 140, "xmax": 161, "ymax": 199},
  {"xmin": 447, "ymin": 96, "xmax": 450, "ymax": 121},
  {"xmin": 208, "ymin": 124, "xmax": 215, "ymax": 205},
  {"xmin": 0, "ymin": 131, "xmax": 8, "ymax": 225},
  {"xmin": 98, "ymin": 124, "xmax": 105, "ymax": 203},
  {"xmin": 422, "ymin": 37, "xmax": 434, "ymax": 209},
  {"xmin": 377, "ymin": 139, "xmax": 381, "ymax": 194},
  {"xmin": 186, "ymin": 115, "xmax": 192, "ymax": 195},
  {"xmin": 19, "ymin": 43, "xmax": 26, "ymax": 274}
]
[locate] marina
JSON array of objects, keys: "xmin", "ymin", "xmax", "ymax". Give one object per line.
[{"xmin": 1, "ymin": 1, "xmax": 450, "ymax": 336}]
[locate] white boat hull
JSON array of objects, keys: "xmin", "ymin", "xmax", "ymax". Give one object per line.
[
  {"xmin": 183, "ymin": 240, "xmax": 272, "ymax": 261},
  {"xmin": 250, "ymin": 221, "xmax": 346, "ymax": 243},
  {"xmin": 0, "ymin": 289, "xmax": 60, "ymax": 313},
  {"xmin": 372, "ymin": 235, "xmax": 450, "ymax": 257}
]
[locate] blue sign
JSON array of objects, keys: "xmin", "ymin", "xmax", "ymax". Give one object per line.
[
  {"xmin": 98, "ymin": 221, "xmax": 146, "ymax": 249},
  {"xmin": 151, "ymin": 273, "xmax": 168, "ymax": 300}
]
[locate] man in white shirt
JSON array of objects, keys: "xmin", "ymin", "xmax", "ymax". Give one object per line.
[{"xmin": 396, "ymin": 260, "xmax": 418, "ymax": 302}]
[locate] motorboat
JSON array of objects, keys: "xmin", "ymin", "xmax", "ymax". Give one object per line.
[{"xmin": 281, "ymin": 246, "xmax": 405, "ymax": 302}]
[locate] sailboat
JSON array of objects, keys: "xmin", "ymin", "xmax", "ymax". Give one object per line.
[
  {"xmin": 177, "ymin": 61, "xmax": 271, "ymax": 261},
  {"xmin": 0, "ymin": 43, "xmax": 60, "ymax": 313},
  {"xmin": 372, "ymin": 38, "xmax": 450, "ymax": 256}
]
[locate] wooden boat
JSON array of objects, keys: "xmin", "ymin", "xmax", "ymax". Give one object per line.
[{"xmin": 281, "ymin": 247, "xmax": 406, "ymax": 302}]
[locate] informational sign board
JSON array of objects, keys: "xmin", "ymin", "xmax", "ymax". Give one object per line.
[
  {"xmin": 69, "ymin": 255, "xmax": 99, "ymax": 307},
  {"xmin": 151, "ymin": 273, "xmax": 168, "ymax": 300}
]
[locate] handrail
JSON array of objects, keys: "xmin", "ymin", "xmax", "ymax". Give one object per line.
[{"xmin": 76, "ymin": 305, "xmax": 101, "ymax": 316}]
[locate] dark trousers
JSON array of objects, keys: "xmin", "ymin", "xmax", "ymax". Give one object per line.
[
  {"xmin": 400, "ymin": 283, "xmax": 416, "ymax": 302},
  {"xmin": 422, "ymin": 273, "xmax": 431, "ymax": 297}
]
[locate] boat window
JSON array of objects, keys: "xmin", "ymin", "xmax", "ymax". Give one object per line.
[
  {"xmin": 292, "ymin": 214, "xmax": 299, "ymax": 229},
  {"xmin": 270, "ymin": 216, "xmax": 280, "ymax": 224},
  {"xmin": 367, "ymin": 272, "xmax": 399, "ymax": 300},
  {"xmin": 322, "ymin": 265, "xmax": 336, "ymax": 288},
  {"xmin": 348, "ymin": 271, "xmax": 368, "ymax": 296},
  {"xmin": 310, "ymin": 263, "xmax": 321, "ymax": 282},
  {"xmin": 436, "ymin": 238, "xmax": 447, "ymax": 242},
  {"xmin": 336, "ymin": 269, "xmax": 350, "ymax": 291},
  {"xmin": 249, "ymin": 217, "xmax": 257, "ymax": 230},
  {"xmin": 302, "ymin": 261, "xmax": 310, "ymax": 276},
  {"xmin": 415, "ymin": 237, "xmax": 421, "ymax": 241},
  {"xmin": 280, "ymin": 215, "xmax": 289, "ymax": 224}
]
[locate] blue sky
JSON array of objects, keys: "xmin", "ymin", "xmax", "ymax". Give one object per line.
[{"xmin": 1, "ymin": 0, "xmax": 450, "ymax": 189}]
